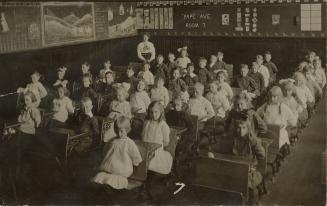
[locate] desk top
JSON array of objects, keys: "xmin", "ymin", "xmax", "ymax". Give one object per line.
[{"xmin": 199, "ymin": 151, "xmax": 253, "ymax": 165}]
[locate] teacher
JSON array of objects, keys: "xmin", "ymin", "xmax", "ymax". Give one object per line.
[{"xmin": 137, "ymin": 32, "xmax": 156, "ymax": 63}]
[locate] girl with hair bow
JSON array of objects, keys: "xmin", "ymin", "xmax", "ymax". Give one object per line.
[{"xmin": 176, "ymin": 46, "xmax": 191, "ymax": 70}]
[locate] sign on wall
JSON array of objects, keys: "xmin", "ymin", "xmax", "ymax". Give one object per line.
[{"xmin": 41, "ymin": 2, "xmax": 96, "ymax": 46}]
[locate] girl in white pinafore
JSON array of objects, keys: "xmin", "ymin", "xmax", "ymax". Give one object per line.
[
  {"xmin": 142, "ymin": 101, "xmax": 172, "ymax": 174},
  {"xmin": 257, "ymin": 86, "xmax": 297, "ymax": 148}
]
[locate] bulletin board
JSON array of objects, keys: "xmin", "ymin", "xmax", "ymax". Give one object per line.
[{"xmin": 138, "ymin": 3, "xmax": 326, "ymax": 38}]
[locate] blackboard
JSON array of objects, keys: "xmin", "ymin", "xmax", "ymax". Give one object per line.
[{"xmin": 0, "ymin": 2, "xmax": 42, "ymax": 54}]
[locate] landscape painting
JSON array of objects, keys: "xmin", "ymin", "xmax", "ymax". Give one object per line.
[{"xmin": 41, "ymin": 2, "xmax": 95, "ymax": 46}]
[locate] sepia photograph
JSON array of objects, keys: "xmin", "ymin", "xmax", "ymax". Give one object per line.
[{"xmin": 0, "ymin": 0, "xmax": 326, "ymax": 205}]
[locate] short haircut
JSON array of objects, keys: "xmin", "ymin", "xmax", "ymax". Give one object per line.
[
  {"xmin": 265, "ymin": 51, "xmax": 271, "ymax": 55},
  {"xmin": 157, "ymin": 54, "xmax": 164, "ymax": 59},
  {"xmin": 256, "ymin": 55, "xmax": 263, "ymax": 60},
  {"xmin": 105, "ymin": 71, "xmax": 115, "ymax": 79},
  {"xmin": 81, "ymin": 96, "xmax": 92, "ymax": 104},
  {"xmin": 194, "ymin": 82, "xmax": 204, "ymax": 92},
  {"xmin": 199, "ymin": 57, "xmax": 207, "ymax": 62},
  {"xmin": 187, "ymin": 62, "xmax": 194, "ymax": 68},
  {"xmin": 24, "ymin": 91, "xmax": 37, "ymax": 103},
  {"xmin": 240, "ymin": 64, "xmax": 249, "ymax": 70},
  {"xmin": 217, "ymin": 51, "xmax": 224, "ymax": 56},
  {"xmin": 114, "ymin": 116, "xmax": 131, "ymax": 134},
  {"xmin": 57, "ymin": 85, "xmax": 70, "ymax": 97}
]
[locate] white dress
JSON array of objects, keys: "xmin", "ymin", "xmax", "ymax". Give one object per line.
[
  {"xmin": 257, "ymin": 103, "xmax": 297, "ymax": 148},
  {"xmin": 205, "ymin": 91, "xmax": 231, "ymax": 118},
  {"xmin": 150, "ymin": 87, "xmax": 170, "ymax": 108},
  {"xmin": 258, "ymin": 65, "xmax": 270, "ymax": 87},
  {"xmin": 92, "ymin": 136, "xmax": 142, "ymax": 189},
  {"xmin": 142, "ymin": 120, "xmax": 172, "ymax": 175},
  {"xmin": 187, "ymin": 96, "xmax": 215, "ymax": 120},
  {"xmin": 130, "ymin": 91, "xmax": 151, "ymax": 114}
]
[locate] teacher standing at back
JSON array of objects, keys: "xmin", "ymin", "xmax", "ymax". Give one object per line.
[{"xmin": 137, "ymin": 32, "xmax": 156, "ymax": 63}]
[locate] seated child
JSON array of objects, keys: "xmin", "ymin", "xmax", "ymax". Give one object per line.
[
  {"xmin": 120, "ymin": 66, "xmax": 138, "ymax": 94},
  {"xmin": 207, "ymin": 54, "xmax": 219, "ymax": 75},
  {"xmin": 166, "ymin": 97, "xmax": 188, "ymax": 128},
  {"xmin": 130, "ymin": 79, "xmax": 151, "ymax": 116},
  {"xmin": 167, "ymin": 52, "xmax": 178, "ymax": 75},
  {"xmin": 249, "ymin": 62, "xmax": 265, "ymax": 95},
  {"xmin": 216, "ymin": 71, "xmax": 233, "ymax": 101},
  {"xmin": 53, "ymin": 66, "xmax": 69, "ymax": 89},
  {"xmin": 255, "ymin": 55, "xmax": 270, "ymax": 89},
  {"xmin": 176, "ymin": 46, "xmax": 191, "ymax": 70},
  {"xmin": 169, "ymin": 68, "xmax": 189, "ymax": 103},
  {"xmin": 264, "ymin": 51, "xmax": 278, "ymax": 84},
  {"xmin": 138, "ymin": 63, "xmax": 154, "ymax": 86},
  {"xmin": 182, "ymin": 63, "xmax": 199, "ymax": 89},
  {"xmin": 302, "ymin": 66, "xmax": 322, "ymax": 102},
  {"xmin": 293, "ymin": 72, "xmax": 314, "ymax": 113},
  {"xmin": 297, "ymin": 61, "xmax": 308, "ymax": 72},
  {"xmin": 17, "ymin": 71, "xmax": 48, "ymax": 107},
  {"xmin": 225, "ymin": 93, "xmax": 267, "ymax": 137},
  {"xmin": 205, "ymin": 81, "xmax": 230, "ymax": 120},
  {"xmin": 216, "ymin": 51, "xmax": 228, "ymax": 72},
  {"xmin": 79, "ymin": 62, "xmax": 94, "ymax": 84},
  {"xmin": 230, "ymin": 117, "xmax": 265, "ymax": 204},
  {"xmin": 92, "ymin": 116, "xmax": 142, "ymax": 189},
  {"xmin": 312, "ymin": 58, "xmax": 326, "ymax": 89},
  {"xmin": 197, "ymin": 57, "xmax": 212, "ymax": 86},
  {"xmin": 154, "ymin": 54, "xmax": 170, "ymax": 86},
  {"xmin": 257, "ymin": 86, "xmax": 297, "ymax": 149},
  {"xmin": 187, "ymin": 82, "xmax": 215, "ymax": 122},
  {"xmin": 142, "ymin": 101, "xmax": 172, "ymax": 174},
  {"xmin": 305, "ymin": 51, "xmax": 316, "ymax": 67},
  {"xmin": 98, "ymin": 59, "xmax": 113, "ymax": 83},
  {"xmin": 98, "ymin": 71, "xmax": 115, "ymax": 95},
  {"xmin": 51, "ymin": 86, "xmax": 74, "ymax": 127},
  {"xmin": 76, "ymin": 97, "xmax": 100, "ymax": 153},
  {"xmin": 77, "ymin": 74, "xmax": 98, "ymax": 107},
  {"xmin": 150, "ymin": 77, "xmax": 170, "ymax": 108},
  {"xmin": 234, "ymin": 64, "xmax": 260, "ymax": 97},
  {"xmin": 104, "ymin": 85, "xmax": 132, "ymax": 142}
]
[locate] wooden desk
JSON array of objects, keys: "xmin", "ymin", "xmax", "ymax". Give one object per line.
[
  {"xmin": 129, "ymin": 140, "xmax": 161, "ymax": 181},
  {"xmin": 193, "ymin": 151, "xmax": 252, "ymax": 205},
  {"xmin": 258, "ymin": 138, "xmax": 273, "ymax": 175}
]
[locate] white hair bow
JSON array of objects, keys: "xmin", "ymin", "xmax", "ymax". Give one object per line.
[
  {"xmin": 177, "ymin": 46, "xmax": 188, "ymax": 53},
  {"xmin": 279, "ymin": 78, "xmax": 295, "ymax": 85}
]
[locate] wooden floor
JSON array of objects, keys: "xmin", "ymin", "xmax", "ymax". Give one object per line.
[{"xmin": 262, "ymin": 96, "xmax": 326, "ymax": 205}]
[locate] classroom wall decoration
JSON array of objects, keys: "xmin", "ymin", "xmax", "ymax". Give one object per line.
[
  {"xmin": 41, "ymin": 2, "xmax": 96, "ymax": 46},
  {"xmin": 94, "ymin": 2, "xmax": 137, "ymax": 40},
  {"xmin": 0, "ymin": 2, "xmax": 42, "ymax": 54}
]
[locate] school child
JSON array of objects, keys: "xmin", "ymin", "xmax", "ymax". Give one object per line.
[
  {"xmin": 302, "ymin": 66, "xmax": 323, "ymax": 101},
  {"xmin": 166, "ymin": 97, "xmax": 189, "ymax": 127},
  {"xmin": 182, "ymin": 63, "xmax": 199, "ymax": 89},
  {"xmin": 167, "ymin": 52, "xmax": 178, "ymax": 76},
  {"xmin": 205, "ymin": 81, "xmax": 230, "ymax": 119},
  {"xmin": 257, "ymin": 86, "xmax": 297, "ymax": 152},
  {"xmin": 130, "ymin": 79, "xmax": 151, "ymax": 116},
  {"xmin": 187, "ymin": 82, "xmax": 215, "ymax": 121},
  {"xmin": 150, "ymin": 77, "xmax": 170, "ymax": 108},
  {"xmin": 207, "ymin": 55, "xmax": 219, "ymax": 75},
  {"xmin": 280, "ymin": 79, "xmax": 308, "ymax": 135},
  {"xmin": 98, "ymin": 59, "xmax": 113, "ymax": 83},
  {"xmin": 264, "ymin": 51, "xmax": 278, "ymax": 84},
  {"xmin": 92, "ymin": 116, "xmax": 142, "ymax": 189},
  {"xmin": 216, "ymin": 51, "xmax": 228, "ymax": 71},
  {"xmin": 234, "ymin": 64, "xmax": 260, "ymax": 97},
  {"xmin": 137, "ymin": 32, "xmax": 156, "ymax": 63},
  {"xmin": 17, "ymin": 71, "xmax": 48, "ymax": 108},
  {"xmin": 229, "ymin": 118, "xmax": 265, "ymax": 204},
  {"xmin": 138, "ymin": 63, "xmax": 154, "ymax": 86},
  {"xmin": 53, "ymin": 67, "xmax": 69, "ymax": 89},
  {"xmin": 297, "ymin": 61, "xmax": 308, "ymax": 72},
  {"xmin": 18, "ymin": 91, "xmax": 42, "ymax": 136},
  {"xmin": 224, "ymin": 93, "xmax": 267, "ymax": 137},
  {"xmin": 77, "ymin": 74, "xmax": 98, "ymax": 106},
  {"xmin": 154, "ymin": 54, "xmax": 170, "ymax": 86},
  {"xmin": 120, "ymin": 66, "xmax": 138, "ymax": 94},
  {"xmin": 76, "ymin": 97, "xmax": 100, "ymax": 153},
  {"xmin": 255, "ymin": 55, "xmax": 270, "ymax": 89},
  {"xmin": 293, "ymin": 72, "xmax": 314, "ymax": 113},
  {"xmin": 305, "ymin": 51, "xmax": 316, "ymax": 67},
  {"xmin": 197, "ymin": 57, "xmax": 212, "ymax": 86},
  {"xmin": 169, "ymin": 68, "xmax": 189, "ymax": 103},
  {"xmin": 312, "ymin": 58, "xmax": 326, "ymax": 89},
  {"xmin": 98, "ymin": 71, "xmax": 115, "ymax": 95},
  {"xmin": 104, "ymin": 85, "xmax": 132, "ymax": 142},
  {"xmin": 51, "ymin": 86, "xmax": 74, "ymax": 126},
  {"xmin": 142, "ymin": 101, "xmax": 173, "ymax": 174},
  {"xmin": 216, "ymin": 71, "xmax": 233, "ymax": 101},
  {"xmin": 79, "ymin": 62, "xmax": 94, "ymax": 84},
  {"xmin": 249, "ymin": 62, "xmax": 265, "ymax": 95},
  {"xmin": 176, "ymin": 46, "xmax": 191, "ymax": 70}
]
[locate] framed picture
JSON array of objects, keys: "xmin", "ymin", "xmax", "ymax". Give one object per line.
[
  {"xmin": 41, "ymin": 2, "xmax": 95, "ymax": 46},
  {"xmin": 272, "ymin": 14, "xmax": 280, "ymax": 25},
  {"xmin": 222, "ymin": 14, "xmax": 229, "ymax": 25}
]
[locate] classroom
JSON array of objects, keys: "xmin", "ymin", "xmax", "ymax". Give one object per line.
[{"xmin": 0, "ymin": 0, "xmax": 326, "ymax": 205}]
